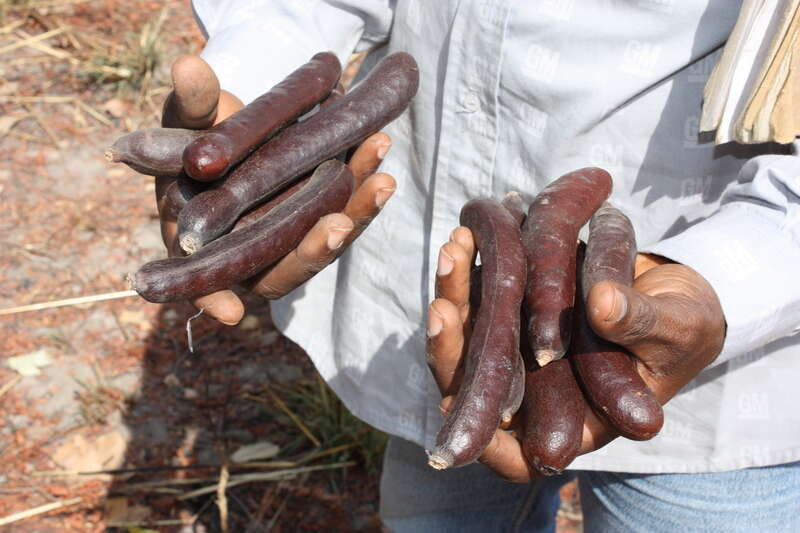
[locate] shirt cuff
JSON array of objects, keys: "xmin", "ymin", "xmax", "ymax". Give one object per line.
[{"xmin": 644, "ymin": 203, "xmax": 800, "ymax": 366}]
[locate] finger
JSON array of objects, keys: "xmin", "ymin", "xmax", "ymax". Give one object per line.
[
  {"xmin": 341, "ymin": 172, "xmax": 396, "ymax": 244},
  {"xmin": 435, "ymin": 396, "xmax": 532, "ymax": 482},
  {"xmin": 156, "ymin": 58, "xmax": 236, "ymax": 231},
  {"xmin": 347, "ymin": 133, "xmax": 392, "ymax": 186},
  {"xmin": 434, "ymin": 240, "xmax": 473, "ymax": 323},
  {"xmin": 579, "ymin": 406, "xmax": 617, "ymax": 455},
  {"xmin": 586, "ymin": 280, "xmax": 700, "ymax": 360},
  {"xmin": 214, "ymin": 90, "xmax": 244, "ymax": 124},
  {"xmin": 479, "ymin": 430, "xmax": 534, "ymax": 484},
  {"xmin": 249, "ymin": 213, "xmax": 354, "ymax": 299},
  {"xmin": 426, "ymin": 298, "xmax": 466, "ymax": 396},
  {"xmin": 159, "ymin": 217, "xmax": 180, "ymax": 256},
  {"xmin": 587, "ymin": 281, "xmax": 663, "ymax": 346},
  {"xmin": 191, "ymin": 290, "xmax": 245, "ymax": 326},
  {"xmin": 162, "ymin": 55, "xmax": 220, "ymax": 129},
  {"xmin": 634, "ymin": 253, "xmax": 672, "ymax": 278},
  {"xmin": 449, "ymin": 226, "xmax": 476, "ymax": 262}
]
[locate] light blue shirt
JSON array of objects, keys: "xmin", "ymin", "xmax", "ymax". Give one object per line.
[{"xmin": 192, "ymin": 0, "xmax": 800, "ymax": 473}]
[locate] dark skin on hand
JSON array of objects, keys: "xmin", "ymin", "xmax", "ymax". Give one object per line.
[
  {"xmin": 427, "ymin": 229, "xmax": 726, "ymax": 483},
  {"xmin": 157, "ymin": 55, "xmax": 396, "ymax": 325}
]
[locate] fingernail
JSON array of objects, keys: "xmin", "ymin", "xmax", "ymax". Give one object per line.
[
  {"xmin": 604, "ymin": 288, "xmax": 628, "ymax": 322},
  {"xmin": 437, "ymin": 248, "xmax": 454, "ymax": 276},
  {"xmin": 428, "ymin": 307, "xmax": 444, "ymax": 337},
  {"xmin": 327, "ymin": 226, "xmax": 352, "ymax": 250},
  {"xmin": 375, "ymin": 187, "xmax": 395, "ymax": 208},
  {"xmin": 376, "ymin": 141, "xmax": 392, "ymax": 159}
]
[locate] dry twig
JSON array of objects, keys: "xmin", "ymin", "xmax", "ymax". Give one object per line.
[
  {"xmin": 244, "ymin": 390, "xmax": 322, "ymax": 448},
  {"xmin": 0, "ymin": 497, "xmax": 82, "ymax": 526},
  {"xmin": 0, "ymin": 375, "xmax": 21, "ymax": 400},
  {"xmin": 0, "ymin": 289, "xmax": 137, "ymax": 316},
  {"xmin": 177, "ymin": 462, "xmax": 355, "ymax": 501},
  {"xmin": 217, "ymin": 461, "xmax": 230, "ymax": 533},
  {"xmin": 0, "ymin": 27, "xmax": 65, "ymax": 56}
]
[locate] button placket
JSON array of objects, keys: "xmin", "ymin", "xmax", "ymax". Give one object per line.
[{"xmin": 427, "ymin": 0, "xmax": 511, "ymax": 296}]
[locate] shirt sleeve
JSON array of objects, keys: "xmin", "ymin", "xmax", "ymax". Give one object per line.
[
  {"xmin": 645, "ymin": 146, "xmax": 800, "ymax": 367},
  {"xmin": 191, "ymin": 0, "xmax": 396, "ymax": 104}
]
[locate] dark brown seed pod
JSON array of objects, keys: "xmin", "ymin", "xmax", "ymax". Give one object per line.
[
  {"xmin": 131, "ymin": 160, "xmax": 354, "ymax": 303},
  {"xmin": 319, "ymin": 82, "xmax": 345, "ymax": 109},
  {"xmin": 520, "ymin": 244, "xmax": 588, "ymax": 476},
  {"xmin": 155, "ymin": 173, "xmax": 205, "ymax": 220},
  {"xmin": 467, "ymin": 194, "xmax": 527, "ymax": 425},
  {"xmin": 105, "ymin": 128, "xmax": 203, "ymax": 177},
  {"xmin": 182, "ymin": 52, "xmax": 342, "ymax": 182},
  {"xmin": 177, "ymin": 52, "xmax": 419, "ymax": 254},
  {"xmin": 520, "ymin": 358, "xmax": 586, "ymax": 476},
  {"xmin": 232, "ymin": 174, "xmax": 311, "ymax": 231},
  {"xmin": 570, "ymin": 203, "xmax": 664, "ymax": 440},
  {"xmin": 428, "ymin": 198, "xmax": 526, "ymax": 470},
  {"xmin": 502, "ymin": 353, "xmax": 525, "ymax": 424},
  {"xmin": 501, "ymin": 192, "xmax": 526, "ymax": 422},
  {"xmin": 522, "ymin": 167, "xmax": 612, "ymax": 366}
]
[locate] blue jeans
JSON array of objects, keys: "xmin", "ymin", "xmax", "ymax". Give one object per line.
[{"xmin": 379, "ymin": 437, "xmax": 800, "ymax": 533}]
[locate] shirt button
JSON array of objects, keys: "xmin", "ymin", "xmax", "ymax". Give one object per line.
[{"xmin": 462, "ymin": 92, "xmax": 481, "ymax": 113}]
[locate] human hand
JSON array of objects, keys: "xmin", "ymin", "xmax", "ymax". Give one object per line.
[
  {"xmin": 426, "ymin": 228, "xmax": 725, "ymax": 482},
  {"xmin": 156, "ymin": 55, "xmax": 396, "ymax": 325}
]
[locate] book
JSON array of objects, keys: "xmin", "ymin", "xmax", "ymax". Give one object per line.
[{"xmin": 700, "ymin": 0, "xmax": 800, "ymax": 144}]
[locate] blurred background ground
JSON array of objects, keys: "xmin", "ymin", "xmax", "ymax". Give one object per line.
[{"xmin": 0, "ymin": 1, "xmax": 583, "ymax": 531}]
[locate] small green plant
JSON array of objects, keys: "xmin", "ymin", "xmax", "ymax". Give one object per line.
[
  {"xmin": 79, "ymin": 6, "xmax": 169, "ymax": 97},
  {"xmin": 260, "ymin": 375, "xmax": 388, "ymax": 473}
]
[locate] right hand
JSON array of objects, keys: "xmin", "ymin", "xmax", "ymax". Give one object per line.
[
  {"xmin": 426, "ymin": 228, "xmax": 722, "ymax": 482},
  {"xmin": 157, "ymin": 55, "xmax": 395, "ymax": 325}
]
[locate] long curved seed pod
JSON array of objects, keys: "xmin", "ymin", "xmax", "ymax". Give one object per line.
[
  {"xmin": 131, "ymin": 160, "xmax": 353, "ymax": 303},
  {"xmin": 570, "ymin": 204, "xmax": 664, "ymax": 440},
  {"xmin": 232, "ymin": 174, "xmax": 310, "ymax": 231},
  {"xmin": 106, "ymin": 128, "xmax": 203, "ymax": 177},
  {"xmin": 182, "ymin": 52, "xmax": 342, "ymax": 182},
  {"xmin": 522, "ymin": 167, "xmax": 612, "ymax": 366},
  {"xmin": 521, "ymin": 245, "xmax": 588, "ymax": 476},
  {"xmin": 501, "ymin": 191, "xmax": 526, "ymax": 423},
  {"xmin": 156, "ymin": 173, "xmax": 205, "ymax": 220},
  {"xmin": 177, "ymin": 52, "xmax": 419, "ymax": 253},
  {"xmin": 428, "ymin": 198, "xmax": 526, "ymax": 469},
  {"xmin": 520, "ymin": 358, "xmax": 586, "ymax": 475},
  {"xmin": 468, "ymin": 193, "xmax": 527, "ymax": 424}
]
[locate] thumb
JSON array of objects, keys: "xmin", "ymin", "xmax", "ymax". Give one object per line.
[{"xmin": 586, "ymin": 281, "xmax": 677, "ymax": 351}]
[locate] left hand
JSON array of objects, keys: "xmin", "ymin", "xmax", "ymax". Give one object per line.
[
  {"xmin": 156, "ymin": 55, "xmax": 395, "ymax": 325},
  {"xmin": 427, "ymin": 230, "xmax": 726, "ymax": 482}
]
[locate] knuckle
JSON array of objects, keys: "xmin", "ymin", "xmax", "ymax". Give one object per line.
[
  {"xmin": 254, "ymin": 279, "xmax": 284, "ymax": 300},
  {"xmin": 619, "ymin": 299, "xmax": 658, "ymax": 343}
]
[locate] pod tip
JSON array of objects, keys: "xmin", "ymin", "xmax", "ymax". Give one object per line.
[
  {"xmin": 179, "ymin": 233, "xmax": 202, "ymax": 255},
  {"xmin": 104, "ymin": 148, "xmax": 118, "ymax": 162},
  {"xmin": 126, "ymin": 272, "xmax": 143, "ymax": 295},
  {"xmin": 534, "ymin": 349, "xmax": 561, "ymax": 367},
  {"xmin": 426, "ymin": 449, "xmax": 454, "ymax": 470}
]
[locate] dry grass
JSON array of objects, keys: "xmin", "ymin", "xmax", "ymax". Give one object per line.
[{"xmin": 249, "ymin": 377, "xmax": 388, "ymax": 475}]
